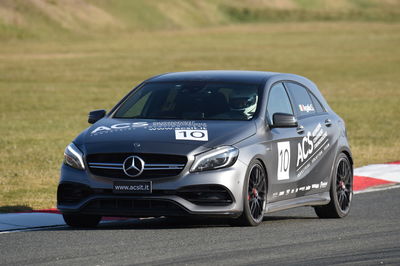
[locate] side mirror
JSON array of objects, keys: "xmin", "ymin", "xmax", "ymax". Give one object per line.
[
  {"xmin": 272, "ymin": 113, "xmax": 298, "ymax": 128},
  {"xmin": 88, "ymin": 109, "xmax": 106, "ymax": 124}
]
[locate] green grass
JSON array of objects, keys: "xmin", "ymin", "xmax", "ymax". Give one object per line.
[{"xmin": 0, "ymin": 22, "xmax": 399, "ymax": 211}]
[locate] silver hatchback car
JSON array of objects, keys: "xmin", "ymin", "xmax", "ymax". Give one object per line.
[{"xmin": 58, "ymin": 71, "xmax": 353, "ymax": 227}]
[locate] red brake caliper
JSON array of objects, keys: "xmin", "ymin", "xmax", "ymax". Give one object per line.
[
  {"xmin": 248, "ymin": 188, "xmax": 258, "ymax": 201},
  {"xmin": 252, "ymin": 188, "xmax": 258, "ymax": 197}
]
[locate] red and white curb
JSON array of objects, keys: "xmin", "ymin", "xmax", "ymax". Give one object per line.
[
  {"xmin": 354, "ymin": 161, "xmax": 400, "ymax": 192},
  {"xmin": 1, "ymin": 162, "xmax": 399, "ymax": 232}
]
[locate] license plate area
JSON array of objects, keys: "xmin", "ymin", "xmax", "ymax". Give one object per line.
[{"xmin": 113, "ymin": 181, "xmax": 152, "ymax": 194}]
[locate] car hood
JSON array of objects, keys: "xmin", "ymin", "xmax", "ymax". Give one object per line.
[{"xmin": 75, "ymin": 118, "xmax": 256, "ymax": 155}]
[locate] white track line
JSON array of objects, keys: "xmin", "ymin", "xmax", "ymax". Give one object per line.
[
  {"xmin": 0, "ymin": 225, "xmax": 67, "ymax": 234},
  {"xmin": 0, "ymin": 218, "xmax": 145, "ymax": 234}
]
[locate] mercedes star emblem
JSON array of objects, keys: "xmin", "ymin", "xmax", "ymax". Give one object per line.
[{"xmin": 123, "ymin": 156, "xmax": 145, "ymax": 177}]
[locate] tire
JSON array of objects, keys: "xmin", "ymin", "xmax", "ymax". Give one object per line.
[
  {"xmin": 63, "ymin": 213, "xmax": 101, "ymax": 228},
  {"xmin": 314, "ymin": 153, "xmax": 353, "ymax": 218},
  {"xmin": 235, "ymin": 160, "xmax": 267, "ymax": 226}
]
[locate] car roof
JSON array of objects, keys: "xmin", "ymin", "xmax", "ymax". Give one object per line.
[
  {"xmin": 144, "ymin": 70, "xmax": 331, "ymax": 113},
  {"xmin": 146, "ymin": 70, "xmax": 280, "ymax": 85}
]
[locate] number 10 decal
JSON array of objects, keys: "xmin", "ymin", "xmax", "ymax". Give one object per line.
[
  {"xmin": 175, "ymin": 130, "xmax": 208, "ymax": 141},
  {"xmin": 277, "ymin": 141, "xmax": 290, "ymax": 180}
]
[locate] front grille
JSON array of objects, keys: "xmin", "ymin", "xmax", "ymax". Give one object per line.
[
  {"xmin": 81, "ymin": 198, "xmax": 187, "ymax": 216},
  {"xmin": 86, "ymin": 153, "xmax": 187, "ymax": 179}
]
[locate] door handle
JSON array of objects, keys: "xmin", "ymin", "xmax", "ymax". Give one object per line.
[
  {"xmin": 296, "ymin": 125, "xmax": 304, "ymax": 134},
  {"xmin": 325, "ymin": 119, "xmax": 332, "ymax": 127}
]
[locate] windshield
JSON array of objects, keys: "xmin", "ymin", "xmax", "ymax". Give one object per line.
[{"xmin": 113, "ymin": 82, "xmax": 261, "ymax": 120}]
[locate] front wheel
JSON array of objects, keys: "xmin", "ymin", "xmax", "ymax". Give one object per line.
[
  {"xmin": 63, "ymin": 213, "xmax": 101, "ymax": 228},
  {"xmin": 314, "ymin": 153, "xmax": 353, "ymax": 218},
  {"xmin": 236, "ymin": 161, "xmax": 267, "ymax": 226}
]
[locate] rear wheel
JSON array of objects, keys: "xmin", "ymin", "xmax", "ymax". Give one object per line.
[
  {"xmin": 63, "ymin": 214, "xmax": 101, "ymax": 228},
  {"xmin": 314, "ymin": 153, "xmax": 353, "ymax": 218},
  {"xmin": 236, "ymin": 161, "xmax": 267, "ymax": 226}
]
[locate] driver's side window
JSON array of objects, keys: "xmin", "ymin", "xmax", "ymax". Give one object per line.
[{"xmin": 266, "ymin": 83, "xmax": 294, "ymax": 125}]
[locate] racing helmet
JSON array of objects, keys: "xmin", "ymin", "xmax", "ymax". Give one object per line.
[{"xmin": 229, "ymin": 91, "xmax": 258, "ymax": 116}]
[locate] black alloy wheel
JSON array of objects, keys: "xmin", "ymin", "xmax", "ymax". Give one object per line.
[
  {"xmin": 236, "ymin": 161, "xmax": 267, "ymax": 226},
  {"xmin": 336, "ymin": 157, "xmax": 352, "ymax": 213},
  {"xmin": 314, "ymin": 153, "xmax": 353, "ymax": 218}
]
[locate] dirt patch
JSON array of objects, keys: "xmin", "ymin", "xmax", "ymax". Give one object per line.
[
  {"xmin": 30, "ymin": 0, "xmax": 121, "ymax": 31},
  {"xmin": 0, "ymin": 0, "xmax": 25, "ymax": 25}
]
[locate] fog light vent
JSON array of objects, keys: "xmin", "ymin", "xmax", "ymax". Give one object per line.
[
  {"xmin": 177, "ymin": 185, "xmax": 233, "ymax": 206},
  {"xmin": 57, "ymin": 183, "xmax": 92, "ymax": 205}
]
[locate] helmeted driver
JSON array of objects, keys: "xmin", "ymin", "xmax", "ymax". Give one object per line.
[{"xmin": 229, "ymin": 92, "xmax": 258, "ymax": 118}]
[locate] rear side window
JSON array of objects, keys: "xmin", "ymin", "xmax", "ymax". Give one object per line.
[
  {"xmin": 285, "ymin": 82, "xmax": 316, "ymax": 117},
  {"xmin": 309, "ymin": 92, "xmax": 326, "ymax": 113},
  {"xmin": 266, "ymin": 83, "xmax": 294, "ymax": 124}
]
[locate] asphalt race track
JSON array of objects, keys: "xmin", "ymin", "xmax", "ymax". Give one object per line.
[{"xmin": 1, "ymin": 187, "xmax": 399, "ymax": 265}]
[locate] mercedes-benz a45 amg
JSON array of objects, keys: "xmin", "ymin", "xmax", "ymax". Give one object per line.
[{"xmin": 58, "ymin": 71, "xmax": 353, "ymax": 227}]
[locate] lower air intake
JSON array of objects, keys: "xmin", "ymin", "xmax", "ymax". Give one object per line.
[{"xmin": 177, "ymin": 185, "xmax": 234, "ymax": 206}]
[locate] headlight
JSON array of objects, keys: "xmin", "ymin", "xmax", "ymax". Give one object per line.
[
  {"xmin": 190, "ymin": 146, "xmax": 239, "ymax": 172},
  {"xmin": 63, "ymin": 143, "xmax": 85, "ymax": 170}
]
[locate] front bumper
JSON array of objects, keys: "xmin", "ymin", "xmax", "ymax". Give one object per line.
[{"xmin": 57, "ymin": 160, "xmax": 248, "ymax": 218}]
